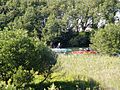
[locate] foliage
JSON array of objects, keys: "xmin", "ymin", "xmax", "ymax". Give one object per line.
[
  {"xmin": 0, "ymin": 81, "xmax": 16, "ymax": 90},
  {"xmin": 0, "ymin": 0, "xmax": 119, "ymax": 47},
  {"xmin": 0, "ymin": 80, "xmax": 34, "ymax": 90},
  {"xmin": 48, "ymin": 83, "xmax": 58, "ymax": 90},
  {"xmin": 12, "ymin": 66, "xmax": 34, "ymax": 89},
  {"xmin": 69, "ymin": 32, "xmax": 90, "ymax": 47},
  {"xmin": 90, "ymin": 24, "xmax": 120, "ymax": 55},
  {"xmin": 42, "ymin": 14, "xmax": 62, "ymax": 45},
  {"xmin": 0, "ymin": 29, "xmax": 57, "ymax": 82}
]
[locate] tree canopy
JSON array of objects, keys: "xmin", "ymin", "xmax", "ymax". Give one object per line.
[
  {"xmin": 0, "ymin": 0, "xmax": 120, "ymax": 47},
  {"xmin": 90, "ymin": 24, "xmax": 120, "ymax": 55}
]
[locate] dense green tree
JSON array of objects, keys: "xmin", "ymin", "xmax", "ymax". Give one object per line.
[
  {"xmin": 0, "ymin": 29, "xmax": 56, "ymax": 82},
  {"xmin": 90, "ymin": 24, "xmax": 120, "ymax": 55},
  {"xmin": 0, "ymin": 0, "xmax": 120, "ymax": 47}
]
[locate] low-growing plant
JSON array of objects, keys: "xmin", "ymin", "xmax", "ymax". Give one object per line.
[
  {"xmin": 0, "ymin": 81, "xmax": 16, "ymax": 90},
  {"xmin": 12, "ymin": 66, "xmax": 33, "ymax": 89}
]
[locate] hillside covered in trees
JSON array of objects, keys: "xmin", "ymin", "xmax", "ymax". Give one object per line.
[{"xmin": 0, "ymin": 0, "xmax": 120, "ymax": 48}]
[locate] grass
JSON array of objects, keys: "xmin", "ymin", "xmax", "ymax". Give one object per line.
[{"xmin": 35, "ymin": 54, "xmax": 120, "ymax": 90}]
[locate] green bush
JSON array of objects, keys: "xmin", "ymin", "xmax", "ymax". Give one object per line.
[
  {"xmin": 90, "ymin": 24, "xmax": 120, "ymax": 55},
  {"xmin": 12, "ymin": 66, "xmax": 33, "ymax": 89},
  {"xmin": 0, "ymin": 80, "xmax": 34, "ymax": 90},
  {"xmin": 48, "ymin": 83, "xmax": 58, "ymax": 90},
  {"xmin": 0, "ymin": 29, "xmax": 57, "ymax": 82},
  {"xmin": 0, "ymin": 81, "xmax": 16, "ymax": 90}
]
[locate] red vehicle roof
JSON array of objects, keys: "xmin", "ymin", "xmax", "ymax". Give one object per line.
[{"xmin": 71, "ymin": 50, "xmax": 97, "ymax": 54}]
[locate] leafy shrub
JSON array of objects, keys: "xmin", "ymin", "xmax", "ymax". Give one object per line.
[
  {"xmin": 0, "ymin": 29, "xmax": 57, "ymax": 82},
  {"xmin": 12, "ymin": 66, "xmax": 33, "ymax": 89},
  {"xmin": 90, "ymin": 24, "xmax": 120, "ymax": 55},
  {"xmin": 0, "ymin": 80, "xmax": 34, "ymax": 90},
  {"xmin": 48, "ymin": 83, "xmax": 58, "ymax": 90},
  {"xmin": 0, "ymin": 81, "xmax": 16, "ymax": 90}
]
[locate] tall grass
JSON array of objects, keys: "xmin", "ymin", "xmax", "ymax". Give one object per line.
[{"xmin": 51, "ymin": 54, "xmax": 120, "ymax": 89}]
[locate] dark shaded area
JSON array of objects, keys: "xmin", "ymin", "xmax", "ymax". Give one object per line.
[
  {"xmin": 31, "ymin": 78, "xmax": 100, "ymax": 90},
  {"xmin": 49, "ymin": 31, "xmax": 91, "ymax": 48}
]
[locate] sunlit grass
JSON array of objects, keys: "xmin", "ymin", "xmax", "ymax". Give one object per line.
[
  {"xmin": 34, "ymin": 54, "xmax": 120, "ymax": 89},
  {"xmin": 51, "ymin": 54, "xmax": 120, "ymax": 89}
]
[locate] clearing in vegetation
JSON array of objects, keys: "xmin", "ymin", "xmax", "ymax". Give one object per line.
[{"xmin": 36, "ymin": 54, "xmax": 120, "ymax": 90}]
